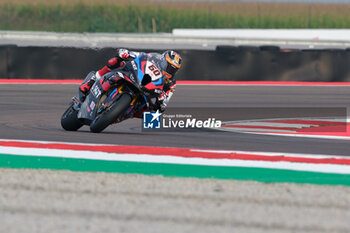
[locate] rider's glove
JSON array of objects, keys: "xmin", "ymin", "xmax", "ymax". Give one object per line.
[
  {"xmin": 117, "ymin": 49, "xmax": 130, "ymax": 59},
  {"xmin": 157, "ymin": 92, "xmax": 168, "ymax": 112},
  {"xmin": 159, "ymin": 101, "xmax": 167, "ymax": 113},
  {"xmin": 158, "ymin": 92, "xmax": 166, "ymax": 101}
]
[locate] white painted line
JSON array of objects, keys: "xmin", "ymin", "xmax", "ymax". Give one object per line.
[
  {"xmin": 223, "ymin": 117, "xmax": 348, "ymax": 125},
  {"xmin": 219, "ymin": 127, "xmax": 295, "ymax": 133},
  {"xmin": 247, "ymin": 132, "xmax": 350, "ymax": 141},
  {"xmin": 295, "ymin": 118, "xmax": 347, "ymax": 122},
  {"xmin": 224, "ymin": 122, "xmax": 316, "ymax": 128},
  {"xmin": 218, "ymin": 129, "xmax": 350, "ymax": 140},
  {"xmin": 216, "ymin": 117, "xmax": 350, "ymax": 140}
]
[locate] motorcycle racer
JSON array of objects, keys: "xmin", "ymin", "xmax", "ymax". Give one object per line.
[{"xmin": 79, "ymin": 48, "xmax": 182, "ymax": 116}]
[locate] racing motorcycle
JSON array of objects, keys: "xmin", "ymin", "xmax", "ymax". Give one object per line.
[{"xmin": 61, "ymin": 53, "xmax": 164, "ymax": 133}]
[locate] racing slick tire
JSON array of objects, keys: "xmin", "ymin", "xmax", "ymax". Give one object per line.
[
  {"xmin": 61, "ymin": 103, "xmax": 84, "ymax": 131},
  {"xmin": 90, "ymin": 93, "xmax": 132, "ymax": 133}
]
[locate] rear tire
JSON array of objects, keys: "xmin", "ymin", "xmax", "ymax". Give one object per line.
[
  {"xmin": 61, "ymin": 104, "xmax": 84, "ymax": 131},
  {"xmin": 90, "ymin": 94, "xmax": 132, "ymax": 133}
]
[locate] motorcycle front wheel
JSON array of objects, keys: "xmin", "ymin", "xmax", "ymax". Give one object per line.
[
  {"xmin": 61, "ymin": 103, "xmax": 84, "ymax": 131},
  {"xmin": 90, "ymin": 93, "xmax": 132, "ymax": 133}
]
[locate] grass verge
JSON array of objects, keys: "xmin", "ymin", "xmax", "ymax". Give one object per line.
[{"xmin": 0, "ymin": 2, "xmax": 349, "ymax": 32}]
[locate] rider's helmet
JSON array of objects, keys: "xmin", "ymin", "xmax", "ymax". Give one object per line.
[{"xmin": 162, "ymin": 50, "xmax": 182, "ymax": 78}]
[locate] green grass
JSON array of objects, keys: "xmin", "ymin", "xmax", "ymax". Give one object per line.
[{"xmin": 0, "ymin": 3, "xmax": 349, "ymax": 33}]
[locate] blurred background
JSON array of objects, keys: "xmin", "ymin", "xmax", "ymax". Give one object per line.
[
  {"xmin": 0, "ymin": 0, "xmax": 349, "ymax": 33},
  {"xmin": 1, "ymin": 0, "xmax": 350, "ymax": 82}
]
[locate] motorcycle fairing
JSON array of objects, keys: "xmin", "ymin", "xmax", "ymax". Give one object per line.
[
  {"xmin": 77, "ymin": 93, "xmax": 97, "ymax": 122},
  {"xmin": 77, "ymin": 53, "xmax": 165, "ymax": 124},
  {"xmin": 134, "ymin": 55, "xmax": 164, "ymax": 89},
  {"xmin": 77, "ymin": 81, "xmax": 121, "ymax": 122}
]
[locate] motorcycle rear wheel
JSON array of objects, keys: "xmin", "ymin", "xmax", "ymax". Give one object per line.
[
  {"xmin": 61, "ymin": 103, "xmax": 84, "ymax": 131},
  {"xmin": 90, "ymin": 93, "xmax": 132, "ymax": 133}
]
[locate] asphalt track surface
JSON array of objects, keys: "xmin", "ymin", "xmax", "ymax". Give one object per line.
[
  {"xmin": 1, "ymin": 84, "xmax": 350, "ymax": 156},
  {"xmin": 2, "ymin": 83, "xmax": 350, "ymax": 233}
]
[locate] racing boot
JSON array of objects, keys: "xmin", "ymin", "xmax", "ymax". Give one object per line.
[{"xmin": 78, "ymin": 71, "xmax": 97, "ymax": 102}]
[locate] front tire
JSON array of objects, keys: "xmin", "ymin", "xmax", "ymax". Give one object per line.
[
  {"xmin": 61, "ymin": 104, "xmax": 84, "ymax": 131},
  {"xmin": 90, "ymin": 94, "xmax": 132, "ymax": 133}
]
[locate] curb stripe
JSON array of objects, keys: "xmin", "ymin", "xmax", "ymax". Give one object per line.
[
  {"xmin": 3, "ymin": 146, "xmax": 350, "ymax": 173},
  {"xmin": 219, "ymin": 118, "xmax": 350, "ymax": 140},
  {"xmin": 264, "ymin": 120, "xmax": 346, "ymax": 125},
  {"xmin": 236, "ymin": 131, "xmax": 350, "ymax": 140},
  {"xmin": 220, "ymin": 127, "xmax": 294, "ymax": 133},
  {"xmin": 2, "ymin": 139, "xmax": 350, "ymax": 186},
  {"xmin": 222, "ymin": 124, "xmax": 347, "ymax": 133},
  {"xmin": 224, "ymin": 121, "xmax": 317, "ymax": 128},
  {"xmin": 222, "ymin": 125, "xmax": 299, "ymax": 131},
  {"xmin": 1, "ymin": 140, "xmax": 350, "ymax": 166}
]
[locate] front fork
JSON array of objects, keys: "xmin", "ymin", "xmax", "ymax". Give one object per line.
[
  {"xmin": 97, "ymin": 83, "xmax": 125, "ymax": 114},
  {"xmin": 115, "ymin": 92, "xmax": 142, "ymax": 122}
]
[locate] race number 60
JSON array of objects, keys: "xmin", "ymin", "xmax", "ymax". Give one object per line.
[{"xmin": 148, "ymin": 64, "xmax": 161, "ymax": 76}]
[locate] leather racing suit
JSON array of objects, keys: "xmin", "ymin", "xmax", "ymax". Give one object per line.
[{"xmin": 79, "ymin": 48, "xmax": 178, "ymax": 117}]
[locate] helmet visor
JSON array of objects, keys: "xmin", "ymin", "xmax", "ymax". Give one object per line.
[{"xmin": 166, "ymin": 64, "xmax": 178, "ymax": 77}]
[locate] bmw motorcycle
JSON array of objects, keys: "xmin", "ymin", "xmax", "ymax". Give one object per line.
[{"xmin": 61, "ymin": 53, "xmax": 164, "ymax": 133}]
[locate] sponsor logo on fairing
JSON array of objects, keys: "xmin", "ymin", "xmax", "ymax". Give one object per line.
[
  {"xmin": 91, "ymin": 85, "xmax": 101, "ymax": 98},
  {"xmin": 131, "ymin": 61, "xmax": 138, "ymax": 71},
  {"xmin": 129, "ymin": 73, "xmax": 136, "ymax": 83},
  {"xmin": 89, "ymin": 101, "xmax": 95, "ymax": 111},
  {"xmin": 117, "ymin": 72, "xmax": 124, "ymax": 78}
]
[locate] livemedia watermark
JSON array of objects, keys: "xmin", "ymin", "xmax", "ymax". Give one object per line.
[
  {"xmin": 142, "ymin": 107, "xmax": 347, "ymax": 132},
  {"xmin": 143, "ymin": 110, "xmax": 222, "ymax": 130}
]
